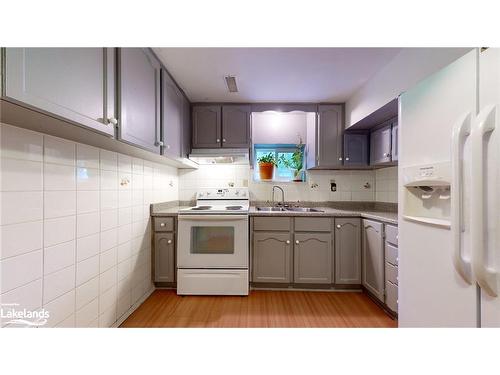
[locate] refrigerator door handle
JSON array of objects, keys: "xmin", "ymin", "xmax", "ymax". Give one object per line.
[
  {"xmin": 451, "ymin": 112, "xmax": 473, "ymax": 284},
  {"xmin": 471, "ymin": 104, "xmax": 498, "ymax": 297}
]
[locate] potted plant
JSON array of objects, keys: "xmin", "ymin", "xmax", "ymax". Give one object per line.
[
  {"xmin": 279, "ymin": 141, "xmax": 304, "ymax": 181},
  {"xmin": 257, "ymin": 152, "xmax": 276, "ymax": 180}
]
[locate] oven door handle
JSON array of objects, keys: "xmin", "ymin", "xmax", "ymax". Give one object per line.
[{"xmin": 178, "ymin": 215, "xmax": 249, "ymax": 221}]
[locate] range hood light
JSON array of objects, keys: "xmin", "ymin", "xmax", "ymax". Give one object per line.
[{"xmin": 225, "ymin": 75, "xmax": 238, "ymax": 93}]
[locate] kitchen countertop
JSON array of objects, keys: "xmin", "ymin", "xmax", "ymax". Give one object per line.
[{"xmin": 151, "ymin": 205, "xmax": 398, "ymax": 225}]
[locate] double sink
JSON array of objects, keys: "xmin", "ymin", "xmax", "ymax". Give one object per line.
[{"xmin": 256, "ymin": 206, "xmax": 324, "ymax": 212}]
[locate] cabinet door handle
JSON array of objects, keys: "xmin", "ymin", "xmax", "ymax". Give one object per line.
[
  {"xmin": 155, "ymin": 141, "xmax": 164, "ymax": 147},
  {"xmin": 336, "ymin": 224, "xmax": 341, "ymax": 229},
  {"xmin": 222, "ymin": 138, "xmax": 226, "ymax": 142},
  {"xmin": 345, "ymin": 157, "xmax": 350, "ymax": 161},
  {"xmin": 216, "ymin": 138, "xmax": 220, "ymax": 142},
  {"xmin": 338, "ymin": 157, "xmax": 343, "ymax": 161},
  {"xmin": 160, "ymin": 223, "xmax": 166, "ymax": 227},
  {"xmin": 286, "ymin": 240, "xmax": 290, "ymax": 244},
  {"xmin": 295, "ymin": 240, "xmax": 300, "ymax": 244},
  {"xmin": 167, "ymin": 239, "xmax": 172, "ymax": 244}
]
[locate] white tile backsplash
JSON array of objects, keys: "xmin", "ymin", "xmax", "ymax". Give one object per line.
[
  {"xmin": 1, "ymin": 123, "xmax": 177, "ymax": 327},
  {"xmin": 375, "ymin": 166, "xmax": 398, "ymax": 203}
]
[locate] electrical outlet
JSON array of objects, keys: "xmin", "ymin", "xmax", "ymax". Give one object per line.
[{"xmin": 330, "ymin": 181, "xmax": 337, "ymax": 192}]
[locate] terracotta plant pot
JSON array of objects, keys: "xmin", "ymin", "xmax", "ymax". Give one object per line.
[{"xmin": 258, "ymin": 162, "xmax": 275, "ymax": 180}]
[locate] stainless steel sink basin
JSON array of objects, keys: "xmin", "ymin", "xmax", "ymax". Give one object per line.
[
  {"xmin": 256, "ymin": 206, "xmax": 287, "ymax": 211},
  {"xmin": 285, "ymin": 207, "xmax": 324, "ymax": 212}
]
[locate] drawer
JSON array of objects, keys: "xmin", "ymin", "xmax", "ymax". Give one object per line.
[
  {"xmin": 385, "ymin": 262, "xmax": 398, "ymax": 285},
  {"xmin": 385, "ymin": 224, "xmax": 398, "ymax": 246},
  {"xmin": 385, "ymin": 242, "xmax": 398, "ymax": 266},
  {"xmin": 253, "ymin": 217, "xmax": 291, "ymax": 231},
  {"xmin": 294, "ymin": 217, "xmax": 331, "ymax": 232},
  {"xmin": 154, "ymin": 217, "xmax": 174, "ymax": 232},
  {"xmin": 385, "ymin": 280, "xmax": 398, "ymax": 313}
]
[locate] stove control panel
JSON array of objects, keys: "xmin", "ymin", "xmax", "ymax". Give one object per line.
[{"xmin": 197, "ymin": 187, "xmax": 249, "ymax": 200}]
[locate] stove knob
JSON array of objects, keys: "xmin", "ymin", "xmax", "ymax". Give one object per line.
[
  {"xmin": 235, "ymin": 190, "xmax": 240, "ymax": 196},
  {"xmin": 198, "ymin": 193, "xmax": 204, "ymax": 197}
]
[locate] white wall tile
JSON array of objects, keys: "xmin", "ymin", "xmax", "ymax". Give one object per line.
[
  {"xmin": 118, "ymin": 207, "xmax": 132, "ymax": 226},
  {"xmin": 1, "ymin": 191, "xmax": 43, "ymax": 225},
  {"xmin": 44, "ymin": 191, "xmax": 76, "ymax": 219},
  {"xmin": 99, "ymin": 303, "xmax": 116, "ymax": 328},
  {"xmin": 117, "ymin": 242, "xmax": 131, "ymax": 263},
  {"xmin": 77, "ymin": 167, "xmax": 99, "ymax": 190},
  {"xmin": 75, "ymin": 276, "xmax": 99, "ymax": 310},
  {"xmin": 77, "ymin": 212, "xmax": 100, "ymax": 238},
  {"xmin": 100, "ymin": 150, "xmax": 118, "ymax": 171},
  {"xmin": 1, "ymin": 158, "xmax": 43, "ymax": 191},
  {"xmin": 44, "ymin": 136, "xmax": 75, "ymax": 166},
  {"xmin": 100, "ymin": 209, "xmax": 118, "ymax": 231},
  {"xmin": 76, "ymin": 297, "xmax": 98, "ymax": 327},
  {"xmin": 0, "ymin": 124, "xmax": 43, "ymax": 162},
  {"xmin": 76, "ymin": 255, "xmax": 99, "ymax": 286},
  {"xmin": 43, "ymin": 265, "xmax": 75, "ymax": 304},
  {"xmin": 44, "ymin": 240, "xmax": 76, "ymax": 275},
  {"xmin": 76, "ymin": 144, "xmax": 99, "ymax": 169},
  {"xmin": 0, "ymin": 249, "xmax": 42, "ymax": 293},
  {"xmin": 99, "ymin": 266, "xmax": 117, "ymax": 294},
  {"xmin": 118, "ymin": 190, "xmax": 132, "ymax": 208},
  {"xmin": 1, "ymin": 221, "xmax": 43, "ymax": 260},
  {"xmin": 43, "ymin": 290, "xmax": 75, "ymax": 328},
  {"xmin": 100, "ymin": 170, "xmax": 118, "ymax": 190},
  {"xmin": 100, "ymin": 246, "xmax": 117, "ymax": 272},
  {"xmin": 76, "ymin": 233, "xmax": 100, "ymax": 262},
  {"xmin": 100, "ymin": 190, "xmax": 118, "ymax": 210},
  {"xmin": 0, "ymin": 279, "xmax": 42, "ymax": 327},
  {"xmin": 118, "ymin": 154, "xmax": 132, "ymax": 173},
  {"xmin": 56, "ymin": 313, "xmax": 76, "ymax": 328},
  {"xmin": 44, "ymin": 216, "xmax": 76, "ymax": 247},
  {"xmin": 77, "ymin": 190, "xmax": 99, "ymax": 214},
  {"xmin": 100, "ymin": 228, "xmax": 118, "ymax": 252},
  {"xmin": 44, "ymin": 163, "xmax": 76, "ymax": 191}
]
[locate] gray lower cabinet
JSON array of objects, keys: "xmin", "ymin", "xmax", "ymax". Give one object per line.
[
  {"xmin": 161, "ymin": 69, "xmax": 183, "ymax": 158},
  {"xmin": 221, "ymin": 105, "xmax": 251, "ymax": 148},
  {"xmin": 154, "ymin": 232, "xmax": 175, "ymax": 282},
  {"xmin": 3, "ymin": 47, "xmax": 115, "ymax": 136},
  {"xmin": 293, "ymin": 232, "xmax": 332, "ymax": 284},
  {"xmin": 118, "ymin": 48, "xmax": 161, "ymax": 153},
  {"xmin": 384, "ymin": 224, "xmax": 399, "ymax": 313},
  {"xmin": 362, "ymin": 219, "xmax": 385, "ymax": 302},
  {"xmin": 192, "ymin": 105, "xmax": 222, "ymax": 148},
  {"xmin": 370, "ymin": 122, "xmax": 392, "ymax": 165},
  {"xmin": 252, "ymin": 232, "xmax": 292, "ymax": 283},
  {"xmin": 343, "ymin": 133, "xmax": 369, "ymax": 166},
  {"xmin": 334, "ymin": 218, "xmax": 361, "ymax": 284}
]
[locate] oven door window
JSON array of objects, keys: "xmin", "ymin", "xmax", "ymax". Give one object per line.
[{"xmin": 191, "ymin": 226, "xmax": 235, "ymax": 254}]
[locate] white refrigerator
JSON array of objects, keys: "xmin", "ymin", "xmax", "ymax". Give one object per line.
[{"xmin": 399, "ymin": 48, "xmax": 500, "ymax": 327}]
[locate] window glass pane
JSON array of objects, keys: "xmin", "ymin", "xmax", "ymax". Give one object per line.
[{"xmin": 191, "ymin": 227, "xmax": 234, "ymax": 254}]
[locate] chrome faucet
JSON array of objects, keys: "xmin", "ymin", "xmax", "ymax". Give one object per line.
[{"xmin": 272, "ymin": 185, "xmax": 285, "ymax": 207}]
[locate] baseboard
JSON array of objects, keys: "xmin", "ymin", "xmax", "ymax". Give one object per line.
[{"xmin": 113, "ymin": 287, "xmax": 155, "ymax": 328}]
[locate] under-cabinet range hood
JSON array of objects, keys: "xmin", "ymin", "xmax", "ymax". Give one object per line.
[{"xmin": 188, "ymin": 148, "xmax": 249, "ymax": 165}]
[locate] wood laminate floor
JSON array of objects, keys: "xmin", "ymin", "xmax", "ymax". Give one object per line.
[{"xmin": 120, "ymin": 290, "xmax": 397, "ymax": 328}]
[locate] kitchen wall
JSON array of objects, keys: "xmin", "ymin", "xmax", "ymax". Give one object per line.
[
  {"xmin": 179, "ymin": 164, "xmax": 398, "ymax": 204},
  {"xmin": 0, "ymin": 123, "xmax": 178, "ymax": 328}
]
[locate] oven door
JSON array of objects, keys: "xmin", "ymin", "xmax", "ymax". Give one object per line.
[{"xmin": 177, "ymin": 214, "xmax": 249, "ymax": 269}]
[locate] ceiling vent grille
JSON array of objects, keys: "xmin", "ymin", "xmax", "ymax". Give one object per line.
[{"xmin": 225, "ymin": 75, "xmax": 238, "ymax": 93}]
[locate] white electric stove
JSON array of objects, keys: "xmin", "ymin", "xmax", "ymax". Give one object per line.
[{"xmin": 177, "ymin": 188, "xmax": 249, "ymax": 295}]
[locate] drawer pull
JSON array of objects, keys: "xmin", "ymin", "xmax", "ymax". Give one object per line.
[
  {"xmin": 336, "ymin": 224, "xmax": 341, "ymax": 229},
  {"xmin": 160, "ymin": 223, "xmax": 166, "ymax": 227},
  {"xmin": 295, "ymin": 240, "xmax": 300, "ymax": 244},
  {"xmin": 286, "ymin": 240, "xmax": 290, "ymax": 244}
]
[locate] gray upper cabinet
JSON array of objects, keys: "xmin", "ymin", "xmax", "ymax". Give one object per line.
[
  {"xmin": 293, "ymin": 232, "xmax": 333, "ymax": 284},
  {"xmin": 391, "ymin": 120, "xmax": 398, "ymax": 162},
  {"xmin": 252, "ymin": 232, "xmax": 292, "ymax": 283},
  {"xmin": 118, "ymin": 48, "xmax": 161, "ymax": 153},
  {"xmin": 307, "ymin": 104, "xmax": 344, "ymax": 168},
  {"xmin": 334, "ymin": 218, "xmax": 361, "ymax": 284},
  {"xmin": 154, "ymin": 232, "xmax": 175, "ymax": 283},
  {"xmin": 161, "ymin": 69, "xmax": 183, "ymax": 158},
  {"xmin": 362, "ymin": 219, "xmax": 385, "ymax": 302},
  {"xmin": 192, "ymin": 105, "xmax": 221, "ymax": 148},
  {"xmin": 221, "ymin": 105, "xmax": 251, "ymax": 148},
  {"xmin": 181, "ymin": 95, "xmax": 191, "ymax": 158},
  {"xmin": 344, "ymin": 133, "xmax": 369, "ymax": 166},
  {"xmin": 370, "ymin": 122, "xmax": 392, "ymax": 165},
  {"xmin": 3, "ymin": 48, "xmax": 115, "ymax": 136}
]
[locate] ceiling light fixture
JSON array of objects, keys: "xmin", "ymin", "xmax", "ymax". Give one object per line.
[{"xmin": 225, "ymin": 75, "xmax": 238, "ymax": 93}]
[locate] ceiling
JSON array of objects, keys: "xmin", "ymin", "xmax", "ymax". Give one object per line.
[{"xmin": 153, "ymin": 48, "xmax": 402, "ymax": 103}]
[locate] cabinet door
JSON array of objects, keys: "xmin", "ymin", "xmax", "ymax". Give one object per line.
[
  {"xmin": 161, "ymin": 69, "xmax": 182, "ymax": 158},
  {"xmin": 222, "ymin": 105, "xmax": 251, "ymax": 148},
  {"xmin": 252, "ymin": 232, "xmax": 291, "ymax": 283},
  {"xmin": 192, "ymin": 105, "xmax": 221, "ymax": 148},
  {"xmin": 3, "ymin": 48, "xmax": 115, "ymax": 136},
  {"xmin": 370, "ymin": 123, "xmax": 392, "ymax": 165},
  {"xmin": 391, "ymin": 120, "xmax": 398, "ymax": 162},
  {"xmin": 362, "ymin": 219, "xmax": 384, "ymax": 301},
  {"xmin": 154, "ymin": 232, "xmax": 175, "ymax": 282},
  {"xmin": 343, "ymin": 133, "xmax": 369, "ymax": 166},
  {"xmin": 335, "ymin": 218, "xmax": 361, "ymax": 284},
  {"xmin": 118, "ymin": 48, "xmax": 161, "ymax": 153},
  {"xmin": 181, "ymin": 95, "xmax": 191, "ymax": 158},
  {"xmin": 316, "ymin": 104, "xmax": 344, "ymax": 167},
  {"xmin": 293, "ymin": 233, "xmax": 332, "ymax": 284}
]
